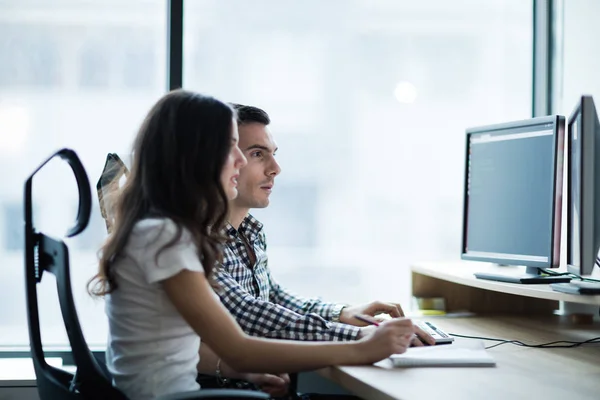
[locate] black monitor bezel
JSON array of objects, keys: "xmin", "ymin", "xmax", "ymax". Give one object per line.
[
  {"xmin": 460, "ymin": 115, "xmax": 565, "ymax": 268},
  {"xmin": 566, "ymin": 95, "xmax": 597, "ymax": 276},
  {"xmin": 566, "ymin": 99, "xmax": 583, "ymax": 274}
]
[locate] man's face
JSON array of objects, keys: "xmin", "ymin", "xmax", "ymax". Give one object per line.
[{"xmin": 233, "ymin": 122, "xmax": 281, "ymax": 210}]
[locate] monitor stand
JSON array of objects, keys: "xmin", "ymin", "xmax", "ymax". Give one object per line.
[{"xmin": 474, "ymin": 266, "xmax": 572, "ymax": 284}]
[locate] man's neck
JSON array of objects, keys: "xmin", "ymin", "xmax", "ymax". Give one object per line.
[{"xmin": 228, "ymin": 206, "xmax": 250, "ymax": 230}]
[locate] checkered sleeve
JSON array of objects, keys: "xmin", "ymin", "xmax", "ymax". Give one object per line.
[{"xmin": 212, "ymin": 266, "xmax": 360, "ymax": 341}]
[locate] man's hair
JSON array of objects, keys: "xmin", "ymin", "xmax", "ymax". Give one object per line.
[{"xmin": 230, "ymin": 103, "xmax": 270, "ymax": 125}]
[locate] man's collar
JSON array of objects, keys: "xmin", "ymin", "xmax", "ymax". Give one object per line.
[{"xmin": 225, "ymin": 214, "xmax": 263, "ymax": 242}]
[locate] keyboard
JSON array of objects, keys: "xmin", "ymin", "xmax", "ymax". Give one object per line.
[
  {"xmin": 415, "ymin": 320, "xmax": 454, "ymax": 345},
  {"xmin": 551, "ymin": 281, "xmax": 600, "ymax": 295}
]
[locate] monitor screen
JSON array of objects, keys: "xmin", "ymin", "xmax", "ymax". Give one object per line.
[{"xmin": 462, "ymin": 118, "xmax": 563, "ymax": 268}]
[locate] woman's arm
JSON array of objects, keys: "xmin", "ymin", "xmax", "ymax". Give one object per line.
[
  {"xmin": 198, "ymin": 344, "xmax": 290, "ymax": 397},
  {"xmin": 163, "ymin": 269, "xmax": 414, "ymax": 374},
  {"xmin": 197, "ymin": 343, "xmax": 242, "ymax": 379}
]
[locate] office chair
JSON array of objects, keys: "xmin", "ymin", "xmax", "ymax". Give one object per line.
[{"xmin": 24, "ymin": 148, "xmax": 268, "ymax": 400}]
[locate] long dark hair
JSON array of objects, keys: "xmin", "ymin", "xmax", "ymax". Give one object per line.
[{"xmin": 89, "ymin": 90, "xmax": 235, "ymax": 296}]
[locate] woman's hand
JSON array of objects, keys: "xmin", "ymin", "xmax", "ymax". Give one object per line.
[{"xmin": 355, "ymin": 318, "xmax": 415, "ymax": 364}]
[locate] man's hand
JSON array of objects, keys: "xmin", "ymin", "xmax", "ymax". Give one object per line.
[
  {"xmin": 244, "ymin": 373, "xmax": 290, "ymax": 397},
  {"xmin": 339, "ymin": 301, "xmax": 404, "ymax": 326}
]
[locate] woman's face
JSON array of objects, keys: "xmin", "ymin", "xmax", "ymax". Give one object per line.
[{"xmin": 221, "ymin": 119, "xmax": 248, "ymax": 200}]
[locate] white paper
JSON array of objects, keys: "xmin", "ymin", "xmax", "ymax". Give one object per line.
[{"xmin": 387, "ymin": 340, "xmax": 496, "ymax": 368}]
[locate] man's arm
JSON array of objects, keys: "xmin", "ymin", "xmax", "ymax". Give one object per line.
[
  {"xmin": 266, "ymin": 270, "xmax": 437, "ymax": 346},
  {"xmin": 267, "ymin": 270, "xmax": 346, "ymax": 321},
  {"xmin": 212, "ymin": 266, "xmax": 360, "ymax": 341}
]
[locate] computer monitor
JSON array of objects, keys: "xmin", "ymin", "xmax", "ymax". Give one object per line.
[
  {"xmin": 461, "ymin": 115, "xmax": 571, "ymax": 284},
  {"xmin": 566, "ymin": 95, "xmax": 600, "ymax": 277}
]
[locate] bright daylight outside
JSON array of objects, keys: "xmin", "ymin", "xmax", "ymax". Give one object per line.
[{"xmin": 0, "ymin": 0, "xmax": 531, "ymax": 348}]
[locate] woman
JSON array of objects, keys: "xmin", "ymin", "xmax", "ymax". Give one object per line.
[{"xmin": 89, "ymin": 90, "xmax": 415, "ymax": 400}]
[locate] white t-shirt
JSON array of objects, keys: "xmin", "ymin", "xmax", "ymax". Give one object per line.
[{"xmin": 105, "ymin": 218, "xmax": 204, "ymax": 400}]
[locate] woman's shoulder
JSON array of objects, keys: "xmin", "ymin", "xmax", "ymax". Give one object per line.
[
  {"xmin": 129, "ymin": 218, "xmax": 190, "ymax": 249},
  {"xmin": 132, "ymin": 217, "xmax": 177, "ymax": 234},
  {"xmin": 126, "ymin": 218, "xmax": 203, "ymax": 278}
]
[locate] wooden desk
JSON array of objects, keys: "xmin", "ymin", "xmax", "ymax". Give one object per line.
[
  {"xmin": 411, "ymin": 261, "xmax": 600, "ymax": 311},
  {"xmin": 316, "ymin": 261, "xmax": 600, "ymax": 400},
  {"xmin": 318, "ymin": 316, "xmax": 600, "ymax": 400}
]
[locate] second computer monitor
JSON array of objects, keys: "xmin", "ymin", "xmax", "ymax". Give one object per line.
[
  {"xmin": 461, "ymin": 115, "xmax": 565, "ymax": 282},
  {"xmin": 567, "ymin": 95, "xmax": 600, "ymax": 277}
]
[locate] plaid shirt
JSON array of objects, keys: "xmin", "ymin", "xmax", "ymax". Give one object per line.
[{"xmin": 212, "ymin": 214, "xmax": 360, "ymax": 341}]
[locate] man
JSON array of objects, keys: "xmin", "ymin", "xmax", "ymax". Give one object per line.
[{"xmin": 212, "ymin": 104, "xmax": 434, "ymax": 345}]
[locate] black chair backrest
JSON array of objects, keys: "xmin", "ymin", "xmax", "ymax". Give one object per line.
[{"xmin": 24, "ymin": 148, "xmax": 127, "ymax": 400}]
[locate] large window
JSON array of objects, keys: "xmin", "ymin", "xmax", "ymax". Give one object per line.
[
  {"xmin": 184, "ymin": 1, "xmax": 533, "ymax": 306},
  {"xmin": 0, "ymin": 0, "xmax": 166, "ymax": 347},
  {"xmin": 0, "ymin": 0, "xmax": 534, "ymax": 350},
  {"xmin": 557, "ymin": 0, "xmax": 600, "ymax": 113},
  {"xmin": 553, "ymin": 0, "xmax": 600, "ymax": 269}
]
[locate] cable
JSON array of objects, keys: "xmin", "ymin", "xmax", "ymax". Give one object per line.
[
  {"xmin": 449, "ymin": 333, "xmax": 600, "ymax": 350},
  {"xmin": 540, "ymin": 268, "xmax": 600, "ymax": 283}
]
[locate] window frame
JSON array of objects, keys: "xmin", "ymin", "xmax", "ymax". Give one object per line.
[{"xmin": 0, "ymin": 0, "xmax": 552, "ymax": 363}]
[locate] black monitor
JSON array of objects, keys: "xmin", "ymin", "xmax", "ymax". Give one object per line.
[
  {"xmin": 566, "ymin": 95, "xmax": 600, "ymax": 277},
  {"xmin": 461, "ymin": 115, "xmax": 571, "ymax": 284}
]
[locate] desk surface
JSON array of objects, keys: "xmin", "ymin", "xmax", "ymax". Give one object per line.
[
  {"xmin": 317, "ymin": 316, "xmax": 600, "ymax": 400},
  {"xmin": 412, "ymin": 261, "xmax": 600, "ymax": 305}
]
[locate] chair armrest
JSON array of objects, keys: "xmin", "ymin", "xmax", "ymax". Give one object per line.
[{"xmin": 157, "ymin": 388, "xmax": 270, "ymax": 400}]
